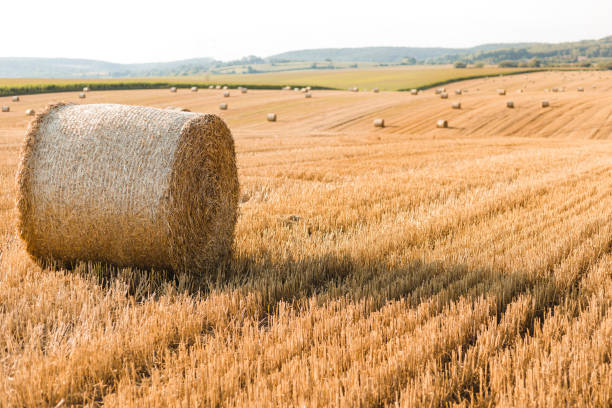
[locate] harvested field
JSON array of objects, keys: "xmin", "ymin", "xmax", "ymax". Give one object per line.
[{"xmin": 0, "ymin": 70, "xmax": 611, "ymax": 407}]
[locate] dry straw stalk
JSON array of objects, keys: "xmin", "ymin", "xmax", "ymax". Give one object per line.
[{"xmin": 16, "ymin": 103, "xmax": 239, "ymax": 272}]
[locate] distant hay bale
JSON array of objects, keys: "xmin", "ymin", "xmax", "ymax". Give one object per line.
[
  {"xmin": 577, "ymin": 87, "xmax": 584, "ymax": 92},
  {"xmin": 216, "ymin": 85, "xmax": 222, "ymax": 89},
  {"xmin": 410, "ymin": 89, "xmax": 418, "ymax": 95},
  {"xmin": 12, "ymin": 96, "xmax": 20, "ymax": 102},
  {"xmin": 283, "ymin": 86, "xmax": 291, "ymax": 90},
  {"xmin": 552, "ymin": 88, "xmax": 559, "ymax": 93},
  {"xmin": 2, "ymin": 106, "xmax": 9, "ymax": 112},
  {"xmin": 83, "ymin": 87, "xmax": 90, "ymax": 92},
  {"xmin": 25, "ymin": 109, "xmax": 35, "ymax": 116},
  {"xmin": 436, "ymin": 119, "xmax": 448, "ymax": 128},
  {"xmin": 223, "ymin": 91, "xmax": 230, "ymax": 97},
  {"xmin": 219, "ymin": 103, "xmax": 228, "ymax": 110},
  {"xmin": 305, "ymin": 93, "xmax": 312, "ymax": 98},
  {"xmin": 373, "ymin": 88, "xmax": 379, "ymax": 93},
  {"xmin": 165, "ymin": 106, "xmax": 191, "ymax": 112},
  {"xmin": 506, "ymin": 100, "xmax": 514, "ymax": 108},
  {"xmin": 440, "ymin": 93, "xmax": 448, "ymax": 99},
  {"xmin": 223, "ymin": 86, "xmax": 228, "ymax": 90},
  {"xmin": 78, "ymin": 93, "xmax": 86, "ymax": 99},
  {"xmin": 301, "ymin": 88, "xmax": 307, "ymax": 93},
  {"xmin": 294, "ymin": 87, "xmax": 300, "ymax": 91},
  {"xmin": 267, "ymin": 113, "xmax": 277, "ymax": 122},
  {"xmin": 497, "ymin": 89, "xmax": 506, "ymax": 95},
  {"xmin": 541, "ymin": 100, "xmax": 550, "ymax": 108},
  {"xmin": 241, "ymin": 88, "xmax": 247, "ymax": 94},
  {"xmin": 373, "ymin": 118, "xmax": 384, "ymax": 128},
  {"xmin": 16, "ymin": 103, "xmax": 239, "ymax": 272},
  {"xmin": 452, "ymin": 102, "xmax": 461, "ymax": 109},
  {"xmin": 306, "ymin": 86, "xmax": 311, "ymax": 91},
  {"xmin": 209, "ymin": 85, "xmax": 214, "ymax": 89},
  {"xmin": 435, "ymin": 89, "xmax": 442, "ymax": 95},
  {"xmin": 455, "ymin": 89, "xmax": 462, "ymax": 95},
  {"xmin": 351, "ymin": 87, "xmax": 359, "ymax": 92},
  {"xmin": 170, "ymin": 87, "xmax": 177, "ymax": 93},
  {"xmin": 191, "ymin": 86, "xmax": 198, "ymax": 92}
]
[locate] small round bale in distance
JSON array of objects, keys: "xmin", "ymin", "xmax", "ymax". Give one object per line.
[
  {"xmin": 410, "ymin": 89, "xmax": 418, "ymax": 95},
  {"xmin": 373, "ymin": 118, "xmax": 384, "ymax": 128},
  {"xmin": 83, "ymin": 87, "xmax": 90, "ymax": 92},
  {"xmin": 373, "ymin": 88, "xmax": 379, "ymax": 93},
  {"xmin": 25, "ymin": 109, "xmax": 35, "ymax": 116},
  {"xmin": 506, "ymin": 101, "xmax": 514, "ymax": 108},
  {"xmin": 79, "ymin": 93, "xmax": 86, "ymax": 99},
  {"xmin": 223, "ymin": 91, "xmax": 230, "ymax": 97},
  {"xmin": 219, "ymin": 103, "xmax": 228, "ymax": 110},
  {"xmin": 16, "ymin": 103, "xmax": 239, "ymax": 272},
  {"xmin": 436, "ymin": 119, "xmax": 448, "ymax": 128},
  {"xmin": 440, "ymin": 93, "xmax": 448, "ymax": 99},
  {"xmin": 209, "ymin": 85, "xmax": 214, "ymax": 89},
  {"xmin": 577, "ymin": 87, "xmax": 584, "ymax": 92},
  {"xmin": 452, "ymin": 102, "xmax": 461, "ymax": 109},
  {"xmin": 455, "ymin": 89, "xmax": 462, "ymax": 95},
  {"xmin": 305, "ymin": 93, "xmax": 312, "ymax": 98},
  {"xmin": 12, "ymin": 96, "xmax": 20, "ymax": 102},
  {"xmin": 541, "ymin": 100, "xmax": 550, "ymax": 108},
  {"xmin": 170, "ymin": 87, "xmax": 177, "ymax": 93},
  {"xmin": 497, "ymin": 89, "xmax": 506, "ymax": 95},
  {"xmin": 191, "ymin": 86, "xmax": 198, "ymax": 92},
  {"xmin": 241, "ymin": 88, "xmax": 247, "ymax": 94},
  {"xmin": 1, "ymin": 106, "xmax": 9, "ymax": 112},
  {"xmin": 267, "ymin": 113, "xmax": 277, "ymax": 122}
]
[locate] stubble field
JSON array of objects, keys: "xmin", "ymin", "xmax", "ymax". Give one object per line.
[{"xmin": 0, "ymin": 70, "xmax": 611, "ymax": 407}]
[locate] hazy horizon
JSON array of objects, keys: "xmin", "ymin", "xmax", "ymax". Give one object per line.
[{"xmin": 3, "ymin": 0, "xmax": 612, "ymax": 64}]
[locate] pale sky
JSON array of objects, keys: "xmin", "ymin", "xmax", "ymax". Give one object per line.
[{"xmin": 3, "ymin": 0, "xmax": 611, "ymax": 63}]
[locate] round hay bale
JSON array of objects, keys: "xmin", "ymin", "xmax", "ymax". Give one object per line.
[
  {"xmin": 497, "ymin": 89, "xmax": 506, "ymax": 95},
  {"xmin": 83, "ymin": 87, "xmax": 90, "ymax": 92},
  {"xmin": 306, "ymin": 86, "xmax": 311, "ymax": 91},
  {"xmin": 294, "ymin": 87, "xmax": 299, "ymax": 91},
  {"xmin": 452, "ymin": 102, "xmax": 461, "ymax": 109},
  {"xmin": 305, "ymin": 93, "xmax": 312, "ymax": 98},
  {"xmin": 552, "ymin": 88, "xmax": 559, "ymax": 93},
  {"xmin": 435, "ymin": 89, "xmax": 442, "ymax": 95},
  {"xmin": 25, "ymin": 109, "xmax": 35, "ymax": 116},
  {"xmin": 506, "ymin": 100, "xmax": 514, "ymax": 108},
  {"xmin": 410, "ymin": 89, "xmax": 418, "ymax": 95},
  {"xmin": 216, "ymin": 85, "xmax": 222, "ymax": 90},
  {"xmin": 12, "ymin": 96, "xmax": 20, "ymax": 102},
  {"xmin": 191, "ymin": 86, "xmax": 198, "ymax": 92},
  {"xmin": 222, "ymin": 86, "xmax": 228, "ymax": 90},
  {"xmin": 223, "ymin": 91, "xmax": 230, "ymax": 97},
  {"xmin": 440, "ymin": 93, "xmax": 448, "ymax": 99},
  {"xmin": 436, "ymin": 119, "xmax": 448, "ymax": 128},
  {"xmin": 373, "ymin": 88, "xmax": 379, "ymax": 93},
  {"xmin": 16, "ymin": 103, "xmax": 238, "ymax": 272},
  {"xmin": 219, "ymin": 103, "xmax": 228, "ymax": 110},
  {"xmin": 541, "ymin": 100, "xmax": 550, "ymax": 108},
  {"xmin": 455, "ymin": 89, "xmax": 462, "ymax": 95},
  {"xmin": 170, "ymin": 87, "xmax": 177, "ymax": 93},
  {"xmin": 2, "ymin": 106, "xmax": 10, "ymax": 112},
  {"xmin": 577, "ymin": 87, "xmax": 584, "ymax": 92},
  {"xmin": 373, "ymin": 118, "xmax": 384, "ymax": 128},
  {"xmin": 241, "ymin": 88, "xmax": 247, "ymax": 94},
  {"xmin": 283, "ymin": 86, "xmax": 291, "ymax": 90},
  {"xmin": 79, "ymin": 93, "xmax": 86, "ymax": 99},
  {"xmin": 267, "ymin": 113, "xmax": 277, "ymax": 122}
]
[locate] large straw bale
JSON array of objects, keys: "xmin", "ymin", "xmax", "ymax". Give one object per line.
[{"xmin": 16, "ymin": 103, "xmax": 239, "ymax": 272}]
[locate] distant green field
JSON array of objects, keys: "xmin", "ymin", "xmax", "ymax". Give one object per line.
[{"xmin": 0, "ymin": 66, "xmax": 543, "ymax": 96}]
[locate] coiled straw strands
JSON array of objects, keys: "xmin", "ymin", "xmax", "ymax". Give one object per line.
[{"xmin": 16, "ymin": 103, "xmax": 239, "ymax": 272}]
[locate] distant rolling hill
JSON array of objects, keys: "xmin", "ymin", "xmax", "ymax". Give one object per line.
[{"xmin": 0, "ymin": 57, "xmax": 216, "ymax": 78}]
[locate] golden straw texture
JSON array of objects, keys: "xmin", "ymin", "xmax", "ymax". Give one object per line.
[{"xmin": 16, "ymin": 103, "xmax": 238, "ymax": 272}]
